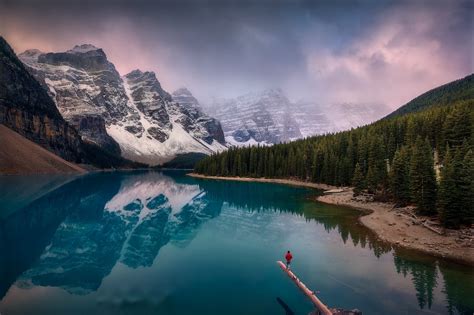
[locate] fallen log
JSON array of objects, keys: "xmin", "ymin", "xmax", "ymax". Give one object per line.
[
  {"xmin": 277, "ymin": 261, "xmax": 333, "ymax": 315},
  {"xmin": 422, "ymin": 222, "xmax": 444, "ymax": 235},
  {"xmin": 277, "ymin": 261, "xmax": 363, "ymax": 315}
]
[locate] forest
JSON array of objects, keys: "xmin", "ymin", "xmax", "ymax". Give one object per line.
[{"xmin": 195, "ymin": 91, "xmax": 473, "ymax": 229}]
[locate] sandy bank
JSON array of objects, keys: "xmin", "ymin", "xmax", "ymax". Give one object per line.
[
  {"xmin": 188, "ymin": 173, "xmax": 474, "ymax": 266},
  {"xmin": 0, "ymin": 124, "xmax": 86, "ymax": 175},
  {"xmin": 188, "ymin": 173, "xmax": 336, "ymax": 190}
]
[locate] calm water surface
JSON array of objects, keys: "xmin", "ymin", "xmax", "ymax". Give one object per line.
[{"xmin": 0, "ymin": 171, "xmax": 472, "ymax": 315}]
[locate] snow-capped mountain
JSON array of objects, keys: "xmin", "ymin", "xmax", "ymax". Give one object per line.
[
  {"xmin": 206, "ymin": 88, "xmax": 302, "ymax": 145},
  {"xmin": 19, "ymin": 44, "xmax": 226, "ymax": 165},
  {"xmin": 205, "ymin": 89, "xmax": 390, "ymax": 145}
]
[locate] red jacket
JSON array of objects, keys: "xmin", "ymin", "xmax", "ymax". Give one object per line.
[{"xmin": 285, "ymin": 252, "xmax": 293, "ymax": 262}]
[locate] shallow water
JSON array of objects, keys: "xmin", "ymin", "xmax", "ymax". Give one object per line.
[{"xmin": 0, "ymin": 170, "xmax": 472, "ymax": 315}]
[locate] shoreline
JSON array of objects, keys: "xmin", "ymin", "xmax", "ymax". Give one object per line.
[
  {"xmin": 188, "ymin": 173, "xmax": 474, "ymax": 266},
  {"xmin": 188, "ymin": 173, "xmax": 337, "ymax": 190}
]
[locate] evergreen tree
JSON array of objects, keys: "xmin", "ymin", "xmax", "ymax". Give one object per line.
[
  {"xmin": 366, "ymin": 135, "xmax": 387, "ymax": 194},
  {"xmin": 390, "ymin": 146, "xmax": 411, "ymax": 206},
  {"xmin": 194, "ymin": 100, "xmax": 472, "ymax": 227},
  {"xmin": 438, "ymin": 148, "xmax": 458, "ymax": 227},
  {"xmin": 461, "ymin": 149, "xmax": 474, "ymax": 225},
  {"xmin": 352, "ymin": 163, "xmax": 365, "ymax": 196},
  {"xmin": 439, "ymin": 147, "xmax": 474, "ymax": 228},
  {"xmin": 409, "ymin": 137, "xmax": 437, "ymax": 215},
  {"xmin": 443, "ymin": 105, "xmax": 472, "ymax": 148}
]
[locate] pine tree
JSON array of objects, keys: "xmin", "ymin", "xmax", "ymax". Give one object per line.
[
  {"xmin": 409, "ymin": 137, "xmax": 437, "ymax": 215},
  {"xmin": 352, "ymin": 163, "xmax": 365, "ymax": 196},
  {"xmin": 366, "ymin": 135, "xmax": 387, "ymax": 194},
  {"xmin": 443, "ymin": 105, "xmax": 472, "ymax": 148},
  {"xmin": 439, "ymin": 147, "xmax": 474, "ymax": 228},
  {"xmin": 438, "ymin": 148, "xmax": 458, "ymax": 227},
  {"xmin": 461, "ymin": 149, "xmax": 474, "ymax": 225},
  {"xmin": 390, "ymin": 146, "xmax": 411, "ymax": 206}
]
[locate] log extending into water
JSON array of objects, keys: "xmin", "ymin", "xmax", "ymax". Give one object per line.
[{"xmin": 277, "ymin": 261, "xmax": 333, "ymax": 315}]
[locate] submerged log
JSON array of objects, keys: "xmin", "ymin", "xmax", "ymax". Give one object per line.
[{"xmin": 277, "ymin": 261, "xmax": 362, "ymax": 315}]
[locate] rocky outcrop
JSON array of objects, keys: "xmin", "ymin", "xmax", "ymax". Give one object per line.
[
  {"xmin": 124, "ymin": 69, "xmax": 172, "ymax": 140},
  {"xmin": 0, "ymin": 37, "xmax": 83, "ymax": 162},
  {"xmin": 68, "ymin": 115, "xmax": 120, "ymax": 156},
  {"xmin": 172, "ymin": 88, "xmax": 225, "ymax": 145}
]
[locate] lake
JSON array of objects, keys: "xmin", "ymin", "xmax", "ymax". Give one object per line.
[{"xmin": 0, "ymin": 171, "xmax": 472, "ymax": 315}]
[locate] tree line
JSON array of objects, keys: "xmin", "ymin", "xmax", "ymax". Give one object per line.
[{"xmin": 195, "ymin": 100, "xmax": 473, "ymax": 228}]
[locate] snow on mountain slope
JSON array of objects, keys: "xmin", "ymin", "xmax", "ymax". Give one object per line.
[
  {"xmin": 108, "ymin": 71, "xmax": 226, "ymax": 164},
  {"xmin": 206, "ymin": 88, "xmax": 302, "ymax": 145},
  {"xmin": 19, "ymin": 45, "xmax": 226, "ymax": 165}
]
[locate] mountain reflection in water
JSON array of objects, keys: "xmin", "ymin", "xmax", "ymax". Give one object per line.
[{"xmin": 0, "ymin": 171, "xmax": 472, "ymax": 315}]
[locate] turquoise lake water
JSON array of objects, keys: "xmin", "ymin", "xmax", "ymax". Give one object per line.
[{"xmin": 0, "ymin": 170, "xmax": 472, "ymax": 315}]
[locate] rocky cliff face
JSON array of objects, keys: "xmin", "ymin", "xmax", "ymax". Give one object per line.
[
  {"xmin": 0, "ymin": 37, "xmax": 83, "ymax": 162},
  {"xmin": 19, "ymin": 45, "xmax": 128, "ymax": 155},
  {"xmin": 69, "ymin": 115, "xmax": 121, "ymax": 156},
  {"xmin": 20, "ymin": 45, "xmax": 226, "ymax": 165},
  {"xmin": 171, "ymin": 88, "xmax": 225, "ymax": 145}
]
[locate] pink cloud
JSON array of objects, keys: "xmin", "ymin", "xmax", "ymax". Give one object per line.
[{"xmin": 306, "ymin": 7, "xmax": 472, "ymax": 109}]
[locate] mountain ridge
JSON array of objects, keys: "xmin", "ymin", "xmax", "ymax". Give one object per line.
[
  {"xmin": 385, "ymin": 73, "xmax": 474, "ymax": 118},
  {"xmin": 18, "ymin": 43, "xmax": 227, "ymax": 165}
]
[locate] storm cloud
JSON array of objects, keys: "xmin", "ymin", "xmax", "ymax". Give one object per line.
[{"xmin": 1, "ymin": 0, "xmax": 472, "ymax": 108}]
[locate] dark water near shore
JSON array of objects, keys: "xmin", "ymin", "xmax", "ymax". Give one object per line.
[{"xmin": 0, "ymin": 171, "xmax": 472, "ymax": 315}]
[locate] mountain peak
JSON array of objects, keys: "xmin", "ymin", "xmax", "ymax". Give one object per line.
[
  {"xmin": 124, "ymin": 69, "xmax": 171, "ymax": 102},
  {"xmin": 172, "ymin": 87, "xmax": 193, "ymax": 97},
  {"xmin": 67, "ymin": 44, "xmax": 101, "ymax": 54},
  {"xmin": 128, "ymin": 69, "xmax": 144, "ymax": 76},
  {"xmin": 19, "ymin": 48, "xmax": 43, "ymax": 56},
  {"xmin": 125, "ymin": 69, "xmax": 157, "ymax": 80},
  {"xmin": 18, "ymin": 49, "xmax": 44, "ymax": 61}
]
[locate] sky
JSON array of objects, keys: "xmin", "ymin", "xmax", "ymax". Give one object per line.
[{"xmin": 0, "ymin": 0, "xmax": 472, "ymax": 108}]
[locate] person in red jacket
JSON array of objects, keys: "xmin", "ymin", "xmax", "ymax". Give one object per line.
[{"xmin": 285, "ymin": 250, "xmax": 293, "ymax": 269}]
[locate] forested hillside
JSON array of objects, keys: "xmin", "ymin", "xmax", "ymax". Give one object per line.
[
  {"xmin": 195, "ymin": 78, "xmax": 474, "ymax": 228},
  {"xmin": 386, "ymin": 74, "xmax": 473, "ymax": 118}
]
